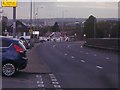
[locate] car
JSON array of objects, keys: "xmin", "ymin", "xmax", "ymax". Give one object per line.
[{"xmin": 0, "ymin": 37, "xmax": 28, "ymax": 77}]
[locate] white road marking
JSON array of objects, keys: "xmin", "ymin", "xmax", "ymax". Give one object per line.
[
  {"xmin": 38, "ymin": 84, "xmax": 44, "ymax": 87},
  {"xmin": 51, "ymin": 79, "xmax": 57, "ymax": 82},
  {"xmin": 81, "ymin": 46, "xmax": 83, "ymax": 48},
  {"xmin": 64, "ymin": 53, "xmax": 68, "ymax": 56},
  {"xmin": 49, "ymin": 74, "xmax": 62, "ymax": 89},
  {"xmin": 36, "ymin": 75, "xmax": 45, "ymax": 88},
  {"xmin": 105, "ymin": 57, "xmax": 110, "ymax": 59},
  {"xmin": 96, "ymin": 65, "xmax": 103, "ymax": 69},
  {"xmin": 53, "ymin": 85, "xmax": 61, "ymax": 88},
  {"xmin": 53, "ymin": 45, "xmax": 56, "ymax": 48},
  {"xmin": 94, "ymin": 54, "xmax": 97, "ymax": 56},
  {"xmin": 36, "ymin": 75, "xmax": 39, "ymax": 78},
  {"xmin": 68, "ymin": 45, "xmax": 70, "ymax": 48},
  {"xmin": 81, "ymin": 60, "xmax": 85, "ymax": 63},
  {"xmin": 52, "ymin": 82, "xmax": 59, "ymax": 84},
  {"xmin": 71, "ymin": 56, "xmax": 75, "ymax": 59}
]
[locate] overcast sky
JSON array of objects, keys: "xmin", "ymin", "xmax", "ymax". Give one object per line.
[{"xmin": 0, "ymin": 0, "xmax": 119, "ymax": 19}]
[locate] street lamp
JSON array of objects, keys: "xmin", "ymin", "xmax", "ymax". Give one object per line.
[{"xmin": 62, "ymin": 10, "xmax": 67, "ymax": 31}]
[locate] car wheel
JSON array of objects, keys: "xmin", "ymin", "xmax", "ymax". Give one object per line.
[{"xmin": 2, "ymin": 63, "xmax": 16, "ymax": 77}]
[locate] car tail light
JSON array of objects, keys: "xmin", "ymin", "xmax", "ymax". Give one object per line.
[{"xmin": 14, "ymin": 44, "xmax": 24, "ymax": 53}]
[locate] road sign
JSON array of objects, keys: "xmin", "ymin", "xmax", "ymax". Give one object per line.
[{"xmin": 2, "ymin": 0, "xmax": 17, "ymax": 7}]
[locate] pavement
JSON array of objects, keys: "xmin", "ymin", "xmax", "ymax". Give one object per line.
[{"xmin": 21, "ymin": 43, "xmax": 51, "ymax": 74}]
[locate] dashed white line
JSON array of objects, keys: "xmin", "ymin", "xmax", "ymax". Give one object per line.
[
  {"xmin": 53, "ymin": 45, "xmax": 56, "ymax": 48},
  {"xmin": 36, "ymin": 75, "xmax": 45, "ymax": 88},
  {"xmin": 71, "ymin": 56, "xmax": 75, "ymax": 59},
  {"xmin": 80, "ymin": 46, "xmax": 83, "ymax": 48},
  {"xmin": 94, "ymin": 54, "xmax": 97, "ymax": 56},
  {"xmin": 64, "ymin": 53, "xmax": 68, "ymax": 56},
  {"xmin": 52, "ymin": 82, "xmax": 59, "ymax": 84},
  {"xmin": 53, "ymin": 85, "xmax": 61, "ymax": 88},
  {"xmin": 38, "ymin": 84, "xmax": 44, "ymax": 88},
  {"xmin": 67, "ymin": 45, "xmax": 70, "ymax": 48},
  {"xmin": 106, "ymin": 57, "xmax": 110, "ymax": 60},
  {"xmin": 96, "ymin": 65, "xmax": 103, "ymax": 69},
  {"xmin": 81, "ymin": 60, "xmax": 85, "ymax": 63},
  {"xmin": 51, "ymin": 78, "xmax": 58, "ymax": 82},
  {"xmin": 49, "ymin": 74, "xmax": 62, "ymax": 89},
  {"xmin": 86, "ymin": 52, "xmax": 89, "ymax": 55}
]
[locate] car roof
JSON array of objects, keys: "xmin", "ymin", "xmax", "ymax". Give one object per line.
[{"xmin": 0, "ymin": 36, "xmax": 19, "ymax": 43}]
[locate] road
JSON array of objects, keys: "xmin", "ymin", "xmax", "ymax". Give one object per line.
[
  {"xmin": 37, "ymin": 41, "xmax": 118, "ymax": 88},
  {"xmin": 2, "ymin": 41, "xmax": 118, "ymax": 89}
]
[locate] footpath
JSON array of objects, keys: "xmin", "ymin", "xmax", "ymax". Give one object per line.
[{"xmin": 22, "ymin": 43, "xmax": 51, "ymax": 74}]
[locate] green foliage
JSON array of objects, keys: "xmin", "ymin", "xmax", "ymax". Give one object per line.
[
  {"xmin": 51, "ymin": 22, "xmax": 60, "ymax": 32},
  {"xmin": 84, "ymin": 15, "xmax": 96, "ymax": 38}
]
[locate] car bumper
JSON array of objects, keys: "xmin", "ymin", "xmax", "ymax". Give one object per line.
[{"xmin": 18, "ymin": 57, "xmax": 28, "ymax": 70}]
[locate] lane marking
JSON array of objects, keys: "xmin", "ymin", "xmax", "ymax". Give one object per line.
[
  {"xmin": 71, "ymin": 56, "xmax": 75, "ymax": 59},
  {"xmin": 49, "ymin": 74, "xmax": 62, "ymax": 89},
  {"xmin": 68, "ymin": 45, "xmax": 70, "ymax": 48},
  {"xmin": 64, "ymin": 53, "xmax": 68, "ymax": 56},
  {"xmin": 53, "ymin": 85, "xmax": 61, "ymax": 88},
  {"xmin": 36, "ymin": 75, "xmax": 45, "ymax": 88},
  {"xmin": 80, "ymin": 46, "xmax": 83, "ymax": 48},
  {"xmin": 96, "ymin": 65, "xmax": 103, "ymax": 69},
  {"xmin": 51, "ymin": 79, "xmax": 57, "ymax": 82},
  {"xmin": 106, "ymin": 57, "xmax": 110, "ymax": 60},
  {"xmin": 86, "ymin": 52, "xmax": 89, "ymax": 55},
  {"xmin": 38, "ymin": 84, "xmax": 44, "ymax": 88},
  {"xmin": 81, "ymin": 60, "xmax": 85, "ymax": 63},
  {"xmin": 94, "ymin": 54, "xmax": 97, "ymax": 56},
  {"xmin": 53, "ymin": 45, "xmax": 56, "ymax": 48}
]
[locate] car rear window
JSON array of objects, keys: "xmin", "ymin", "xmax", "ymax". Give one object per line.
[{"xmin": 2, "ymin": 39, "xmax": 11, "ymax": 47}]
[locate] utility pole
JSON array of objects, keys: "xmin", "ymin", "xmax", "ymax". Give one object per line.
[
  {"xmin": 30, "ymin": 0, "xmax": 33, "ymax": 37},
  {"xmin": 13, "ymin": 7, "xmax": 16, "ymax": 38}
]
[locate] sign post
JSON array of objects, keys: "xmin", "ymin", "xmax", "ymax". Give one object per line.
[{"xmin": 2, "ymin": 0, "xmax": 17, "ymax": 38}]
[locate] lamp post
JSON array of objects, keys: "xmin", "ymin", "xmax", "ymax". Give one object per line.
[{"xmin": 62, "ymin": 10, "xmax": 67, "ymax": 31}]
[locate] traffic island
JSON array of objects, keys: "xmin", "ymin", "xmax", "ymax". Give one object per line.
[{"xmin": 22, "ymin": 43, "xmax": 51, "ymax": 74}]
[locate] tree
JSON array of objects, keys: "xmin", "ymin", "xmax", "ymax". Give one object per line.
[
  {"xmin": 83, "ymin": 15, "xmax": 96, "ymax": 38},
  {"xmin": 2, "ymin": 16, "xmax": 8, "ymax": 35},
  {"xmin": 51, "ymin": 22, "xmax": 60, "ymax": 32}
]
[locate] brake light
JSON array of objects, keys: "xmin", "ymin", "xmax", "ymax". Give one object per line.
[{"xmin": 14, "ymin": 44, "xmax": 24, "ymax": 53}]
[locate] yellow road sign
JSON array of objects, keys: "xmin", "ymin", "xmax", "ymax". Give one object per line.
[{"xmin": 2, "ymin": 0, "xmax": 17, "ymax": 7}]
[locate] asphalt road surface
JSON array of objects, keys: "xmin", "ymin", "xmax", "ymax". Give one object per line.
[
  {"xmin": 2, "ymin": 41, "xmax": 118, "ymax": 89},
  {"xmin": 37, "ymin": 41, "xmax": 118, "ymax": 88}
]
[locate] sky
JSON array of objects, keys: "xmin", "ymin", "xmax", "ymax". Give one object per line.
[{"xmin": 0, "ymin": 0, "xmax": 119, "ymax": 19}]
